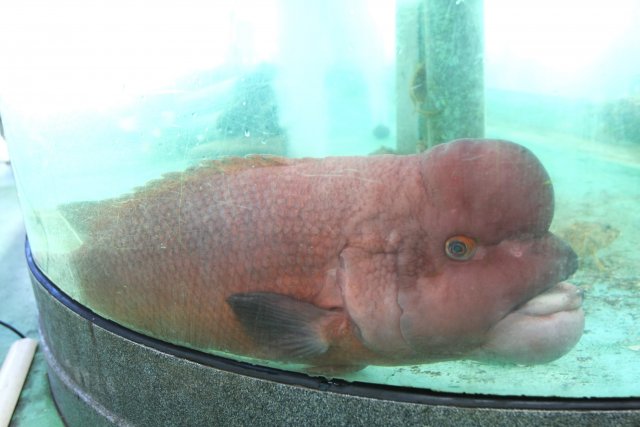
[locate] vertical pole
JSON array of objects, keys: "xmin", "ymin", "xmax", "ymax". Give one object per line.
[
  {"xmin": 396, "ymin": 0, "xmax": 484, "ymax": 152},
  {"xmin": 396, "ymin": 1, "xmax": 425, "ymax": 154},
  {"xmin": 423, "ymin": 0, "xmax": 484, "ymax": 147}
]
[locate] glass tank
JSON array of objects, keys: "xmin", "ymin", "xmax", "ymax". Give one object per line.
[{"xmin": 1, "ymin": 0, "xmax": 638, "ymax": 398}]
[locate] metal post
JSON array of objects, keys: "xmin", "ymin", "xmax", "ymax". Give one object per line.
[{"xmin": 397, "ymin": 0, "xmax": 484, "ymax": 152}]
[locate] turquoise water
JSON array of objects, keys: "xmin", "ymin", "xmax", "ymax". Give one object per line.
[
  {"xmin": 6, "ymin": 88, "xmax": 639, "ymax": 398},
  {"xmin": 1, "ymin": 0, "xmax": 639, "ymax": 401}
]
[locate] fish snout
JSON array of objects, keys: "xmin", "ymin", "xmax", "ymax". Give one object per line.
[
  {"xmin": 553, "ymin": 234, "xmax": 579, "ymax": 280},
  {"xmin": 511, "ymin": 233, "xmax": 579, "ymax": 285}
]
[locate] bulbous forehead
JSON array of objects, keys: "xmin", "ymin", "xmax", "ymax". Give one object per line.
[{"xmin": 419, "ymin": 139, "xmax": 554, "ymax": 243}]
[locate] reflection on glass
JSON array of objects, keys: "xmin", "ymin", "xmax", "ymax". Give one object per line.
[{"xmin": 0, "ymin": 0, "xmax": 638, "ymax": 398}]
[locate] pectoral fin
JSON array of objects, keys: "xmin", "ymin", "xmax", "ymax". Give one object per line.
[{"xmin": 227, "ymin": 292, "xmax": 339, "ymax": 360}]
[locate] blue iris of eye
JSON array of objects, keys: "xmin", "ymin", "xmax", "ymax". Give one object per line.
[
  {"xmin": 449, "ymin": 242, "xmax": 466, "ymax": 254},
  {"xmin": 445, "ymin": 235, "xmax": 477, "ymax": 261}
]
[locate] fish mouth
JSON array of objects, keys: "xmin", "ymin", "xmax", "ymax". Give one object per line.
[
  {"xmin": 471, "ymin": 281, "xmax": 585, "ymax": 365},
  {"xmin": 514, "ymin": 281, "xmax": 583, "ymax": 317}
]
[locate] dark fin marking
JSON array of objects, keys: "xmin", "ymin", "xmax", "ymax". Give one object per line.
[{"xmin": 227, "ymin": 292, "xmax": 334, "ymax": 359}]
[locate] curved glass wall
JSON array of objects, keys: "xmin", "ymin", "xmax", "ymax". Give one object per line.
[{"xmin": 1, "ymin": 1, "xmax": 638, "ymax": 398}]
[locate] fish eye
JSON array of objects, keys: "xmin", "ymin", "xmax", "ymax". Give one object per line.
[{"xmin": 445, "ymin": 235, "xmax": 477, "ymax": 261}]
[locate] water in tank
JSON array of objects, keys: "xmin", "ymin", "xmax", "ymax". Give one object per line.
[{"xmin": 0, "ymin": 0, "xmax": 638, "ymax": 398}]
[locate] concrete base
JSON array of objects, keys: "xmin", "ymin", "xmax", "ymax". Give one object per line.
[{"xmin": 27, "ymin": 244, "xmax": 640, "ymax": 426}]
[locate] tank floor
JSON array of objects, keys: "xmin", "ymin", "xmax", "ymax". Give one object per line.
[{"xmin": 0, "ymin": 163, "xmax": 64, "ymax": 426}]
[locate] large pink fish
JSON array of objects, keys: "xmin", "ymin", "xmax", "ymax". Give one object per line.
[{"xmin": 65, "ymin": 138, "xmax": 583, "ymax": 373}]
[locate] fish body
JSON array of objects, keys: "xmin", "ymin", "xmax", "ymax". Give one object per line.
[{"xmin": 65, "ymin": 139, "xmax": 583, "ymax": 372}]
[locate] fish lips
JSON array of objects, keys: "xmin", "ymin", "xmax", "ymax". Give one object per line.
[
  {"xmin": 470, "ymin": 282, "xmax": 585, "ymax": 364},
  {"xmin": 465, "ymin": 240, "xmax": 583, "ymax": 365}
]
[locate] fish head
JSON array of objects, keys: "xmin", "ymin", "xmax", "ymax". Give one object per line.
[{"xmin": 396, "ymin": 139, "xmax": 583, "ymax": 364}]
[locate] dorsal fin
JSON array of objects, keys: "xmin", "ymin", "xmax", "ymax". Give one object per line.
[
  {"xmin": 58, "ymin": 154, "xmax": 303, "ymax": 240},
  {"xmin": 126, "ymin": 155, "xmax": 293, "ymax": 195},
  {"xmin": 200, "ymin": 154, "xmax": 293, "ymax": 174}
]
